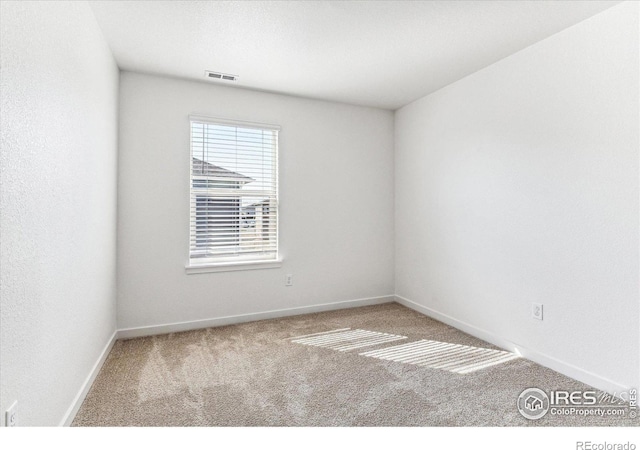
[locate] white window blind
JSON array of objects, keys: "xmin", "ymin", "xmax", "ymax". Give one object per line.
[{"xmin": 189, "ymin": 116, "xmax": 279, "ymax": 266}]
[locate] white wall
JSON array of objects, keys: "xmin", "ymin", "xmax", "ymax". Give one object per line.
[
  {"xmin": 117, "ymin": 72, "xmax": 394, "ymax": 330},
  {"xmin": 395, "ymin": 1, "xmax": 639, "ymax": 391},
  {"xmin": 0, "ymin": 1, "xmax": 119, "ymax": 426}
]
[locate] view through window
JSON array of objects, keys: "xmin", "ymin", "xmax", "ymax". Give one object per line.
[{"xmin": 189, "ymin": 116, "xmax": 279, "ymax": 265}]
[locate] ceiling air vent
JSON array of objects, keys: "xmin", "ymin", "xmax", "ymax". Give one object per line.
[{"xmin": 205, "ymin": 71, "xmax": 238, "ymax": 82}]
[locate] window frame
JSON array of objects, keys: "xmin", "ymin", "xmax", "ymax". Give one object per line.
[{"xmin": 185, "ymin": 114, "xmax": 282, "ymax": 274}]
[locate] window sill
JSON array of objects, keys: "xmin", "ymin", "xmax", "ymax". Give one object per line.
[{"xmin": 185, "ymin": 259, "xmax": 283, "ymax": 274}]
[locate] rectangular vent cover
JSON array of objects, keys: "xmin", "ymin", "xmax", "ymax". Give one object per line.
[{"xmin": 205, "ymin": 71, "xmax": 238, "ymax": 81}]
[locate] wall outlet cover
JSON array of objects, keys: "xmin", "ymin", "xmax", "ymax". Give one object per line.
[
  {"xmin": 532, "ymin": 303, "xmax": 543, "ymax": 321},
  {"xmin": 5, "ymin": 401, "xmax": 17, "ymax": 427}
]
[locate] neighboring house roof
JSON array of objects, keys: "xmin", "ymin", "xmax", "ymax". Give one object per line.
[
  {"xmin": 192, "ymin": 158, "xmax": 253, "ymax": 183},
  {"xmin": 249, "ymin": 199, "xmax": 271, "ymax": 207}
]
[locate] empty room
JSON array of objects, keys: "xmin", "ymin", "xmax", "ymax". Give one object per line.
[{"xmin": 1, "ymin": 0, "xmax": 638, "ymax": 442}]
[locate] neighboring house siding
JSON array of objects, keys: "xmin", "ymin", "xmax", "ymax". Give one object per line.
[
  {"xmin": 193, "ymin": 195, "xmax": 240, "ymax": 255},
  {"xmin": 191, "ymin": 158, "xmax": 251, "ymax": 258}
]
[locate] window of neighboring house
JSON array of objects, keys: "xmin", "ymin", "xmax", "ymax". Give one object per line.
[{"xmin": 188, "ymin": 115, "xmax": 280, "ymax": 271}]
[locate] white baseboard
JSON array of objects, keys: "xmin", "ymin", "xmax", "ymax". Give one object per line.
[
  {"xmin": 395, "ymin": 295, "xmax": 631, "ymax": 396},
  {"xmin": 60, "ymin": 330, "xmax": 118, "ymax": 426},
  {"xmin": 117, "ymin": 295, "xmax": 395, "ymax": 340}
]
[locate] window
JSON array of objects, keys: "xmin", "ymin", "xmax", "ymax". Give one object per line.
[{"xmin": 188, "ymin": 115, "xmax": 279, "ymax": 271}]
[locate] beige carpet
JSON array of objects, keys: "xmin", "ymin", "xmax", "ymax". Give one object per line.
[{"xmin": 72, "ymin": 303, "xmax": 637, "ymax": 426}]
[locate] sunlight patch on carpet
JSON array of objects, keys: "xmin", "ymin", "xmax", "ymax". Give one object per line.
[
  {"xmin": 359, "ymin": 339, "xmax": 519, "ymax": 374},
  {"xmin": 290, "ymin": 328, "xmax": 407, "ymax": 352}
]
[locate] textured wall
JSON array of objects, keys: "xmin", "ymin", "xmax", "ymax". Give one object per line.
[
  {"xmin": 0, "ymin": 1, "xmax": 119, "ymax": 425},
  {"xmin": 395, "ymin": 2, "xmax": 639, "ymax": 390},
  {"xmin": 117, "ymin": 72, "xmax": 395, "ymax": 330}
]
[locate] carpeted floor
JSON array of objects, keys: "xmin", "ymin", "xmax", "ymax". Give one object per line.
[{"xmin": 72, "ymin": 303, "xmax": 637, "ymax": 426}]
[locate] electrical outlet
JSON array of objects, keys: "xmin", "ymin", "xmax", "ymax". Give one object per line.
[
  {"xmin": 5, "ymin": 401, "xmax": 17, "ymax": 427},
  {"xmin": 285, "ymin": 274, "xmax": 293, "ymax": 286},
  {"xmin": 532, "ymin": 303, "xmax": 543, "ymax": 321}
]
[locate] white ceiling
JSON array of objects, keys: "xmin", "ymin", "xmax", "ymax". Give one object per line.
[{"xmin": 89, "ymin": 0, "xmax": 620, "ymax": 110}]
